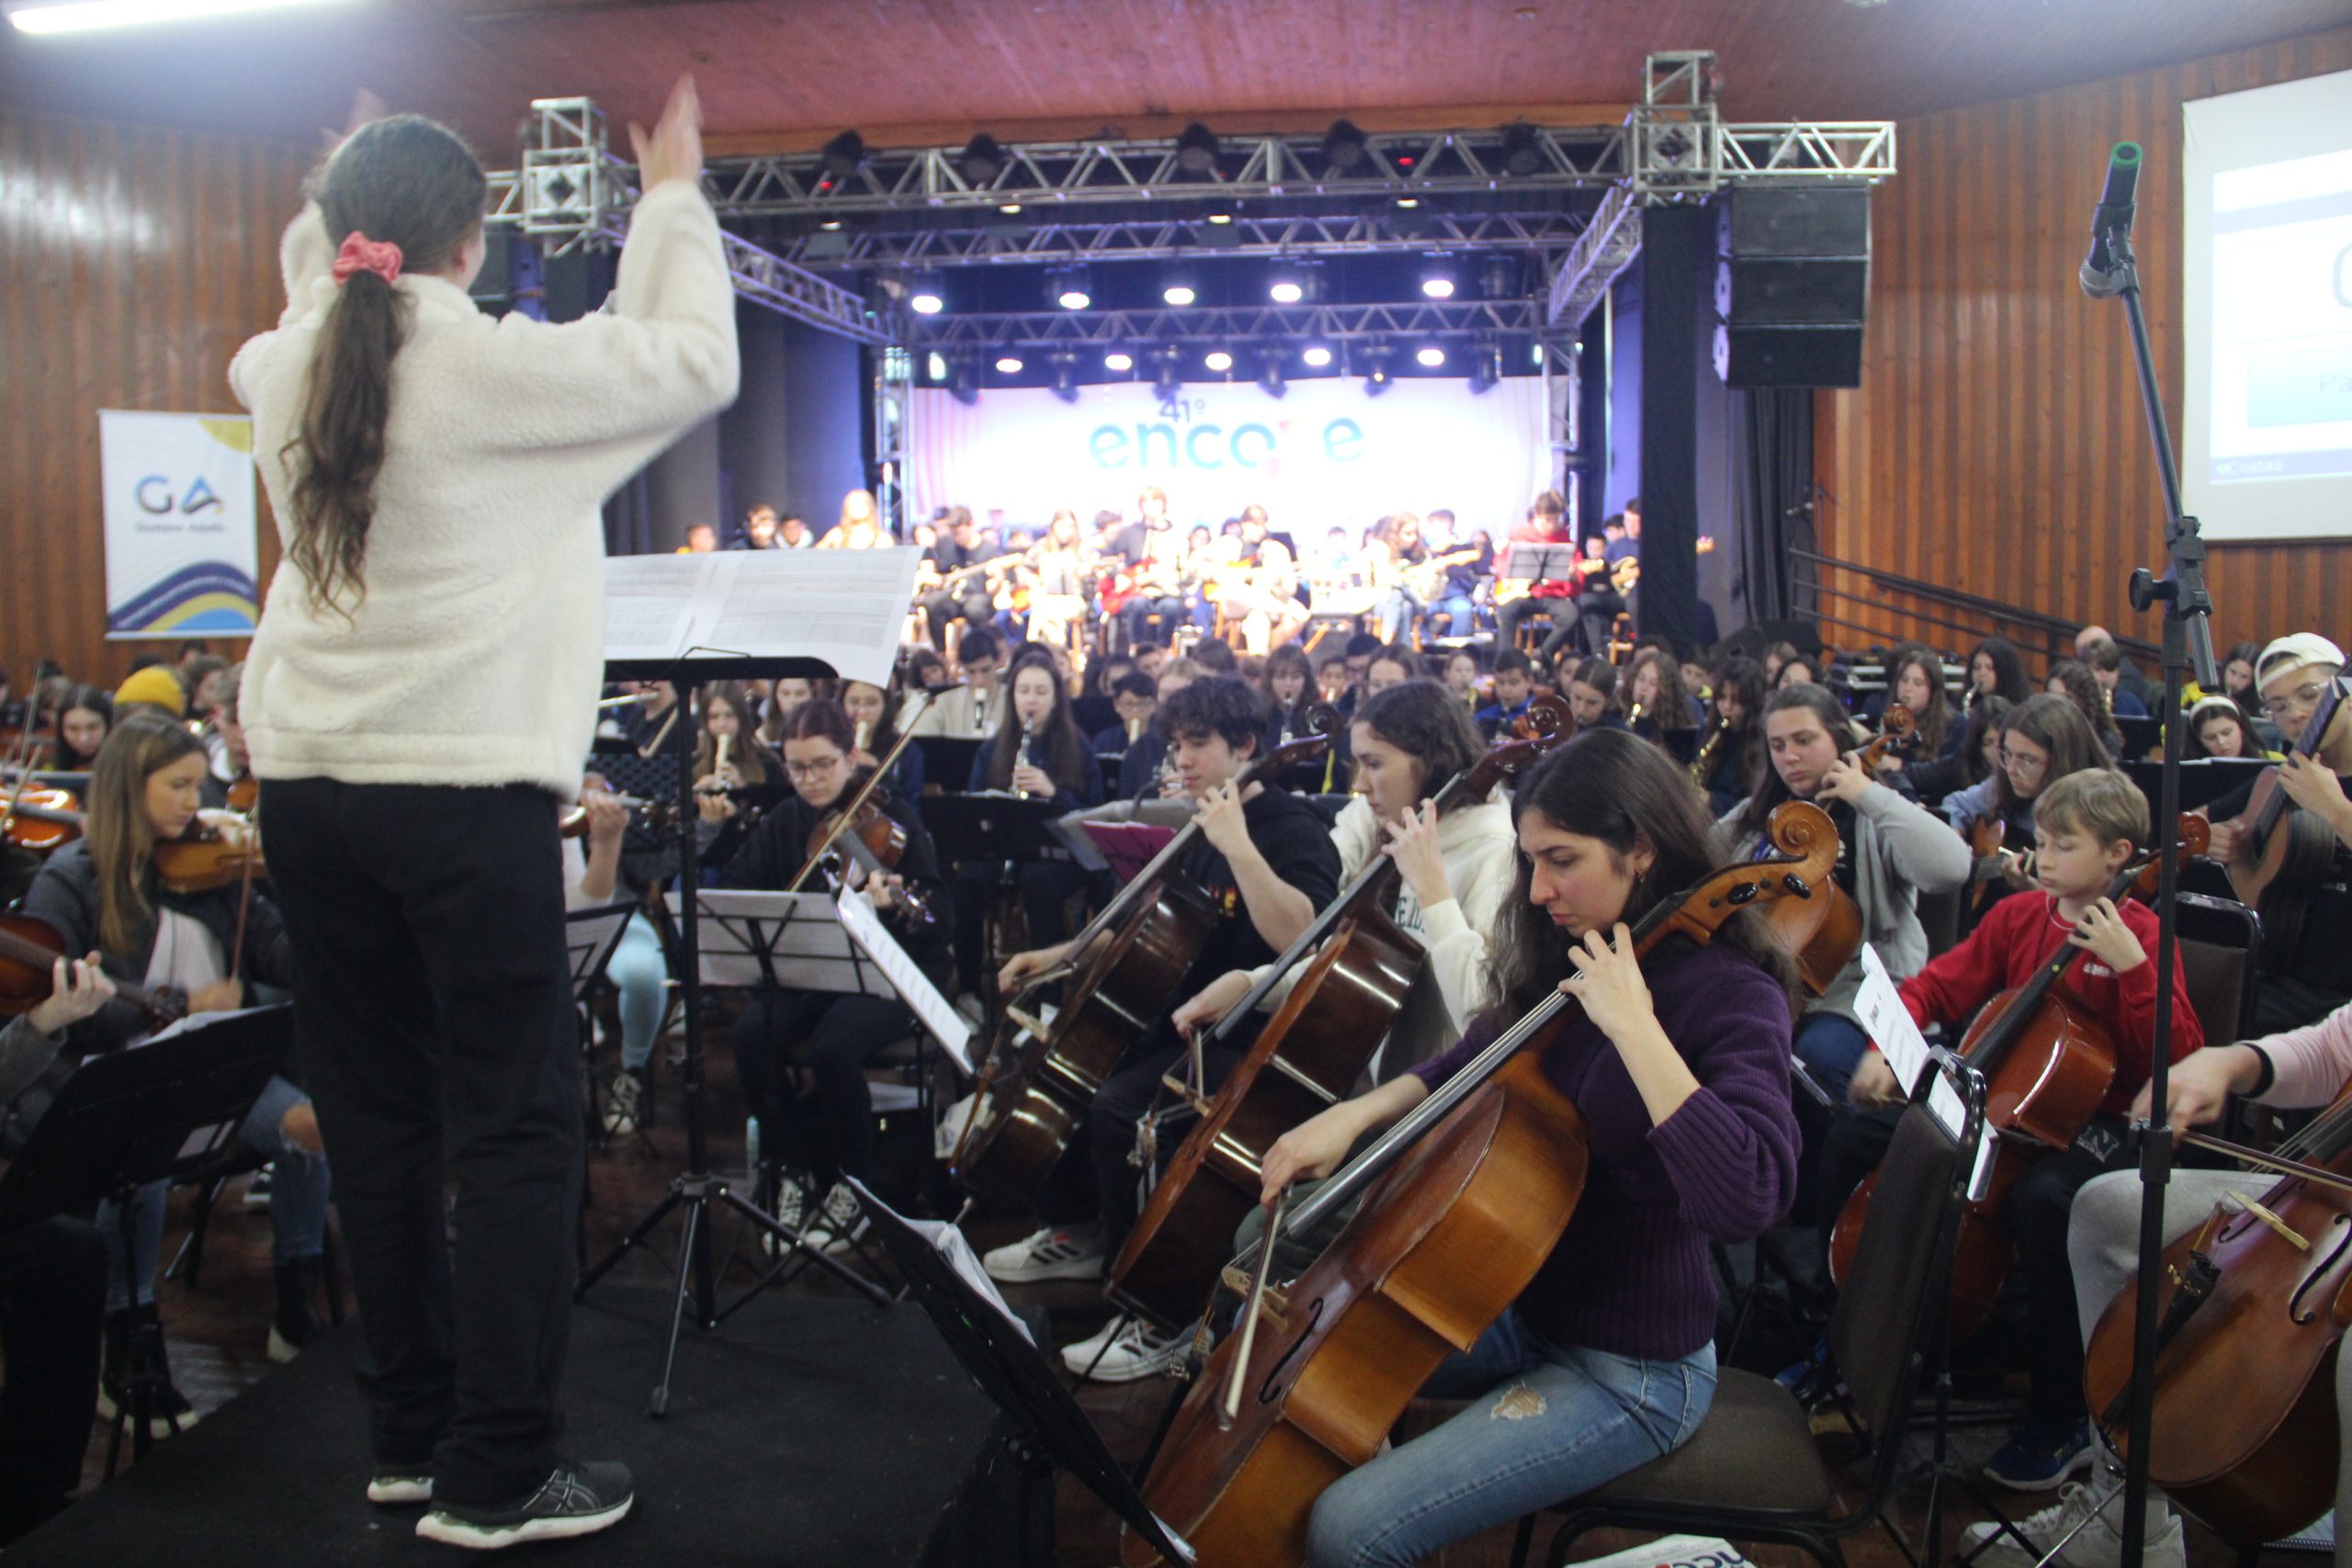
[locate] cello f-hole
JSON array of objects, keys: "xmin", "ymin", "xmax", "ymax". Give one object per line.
[
  {"xmin": 1257, "ymin": 1295, "xmax": 1326, "ymax": 1406},
  {"xmin": 2288, "ymin": 1213, "xmax": 2352, "ymax": 1326}
]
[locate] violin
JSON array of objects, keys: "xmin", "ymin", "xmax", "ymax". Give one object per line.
[
  {"xmin": 1828, "ymin": 813, "xmax": 2210, "ymax": 1338},
  {"xmin": 2081, "ymin": 1077, "xmax": 2352, "ymax": 1545},
  {"xmin": 1123, "ymin": 801, "xmax": 1844, "ymax": 1567},
  {"xmin": 153, "ymin": 824, "xmax": 267, "ymax": 895},
  {"xmin": 2, "ymin": 786, "xmax": 84, "ymax": 852},
  {"xmin": 804, "ymin": 795, "xmax": 935, "ymax": 933},
  {"xmin": 0, "ymin": 911, "xmax": 187, "ymax": 1026},
  {"xmin": 557, "ymin": 790, "xmax": 684, "ymax": 839},
  {"xmin": 1764, "ymin": 703, "xmax": 1915, "ymax": 996},
  {"xmin": 225, "ymin": 774, "xmax": 259, "ymax": 814}
]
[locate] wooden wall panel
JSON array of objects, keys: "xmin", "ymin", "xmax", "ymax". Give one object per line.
[
  {"xmin": 1818, "ymin": 26, "xmax": 2352, "ymax": 669},
  {"xmin": 0, "ymin": 109, "xmax": 307, "ymax": 690}
]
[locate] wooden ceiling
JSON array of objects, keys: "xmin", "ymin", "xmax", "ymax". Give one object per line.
[{"xmin": 2, "ymin": 0, "xmax": 2347, "ymax": 159}]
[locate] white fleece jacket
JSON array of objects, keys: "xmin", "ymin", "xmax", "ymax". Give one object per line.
[
  {"xmin": 1238, "ymin": 793, "xmax": 1519, "ymax": 1077},
  {"xmin": 231, "ymin": 181, "xmax": 741, "ymax": 797}
]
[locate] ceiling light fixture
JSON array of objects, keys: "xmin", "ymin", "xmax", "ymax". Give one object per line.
[
  {"xmin": 1175, "ymin": 121, "xmax": 1221, "ymax": 175},
  {"xmin": 995, "ymin": 355, "xmax": 1025, "ymax": 374},
  {"xmin": 1301, "ymin": 344, "xmax": 1334, "ymax": 369}
]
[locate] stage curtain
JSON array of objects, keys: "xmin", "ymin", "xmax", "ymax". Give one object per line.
[
  {"xmin": 1730, "ymin": 388, "xmax": 1815, "ymax": 629},
  {"xmin": 604, "ymin": 471, "xmax": 656, "ymax": 557}
]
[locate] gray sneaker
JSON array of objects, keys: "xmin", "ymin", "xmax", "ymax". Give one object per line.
[{"xmin": 414, "ymin": 1460, "xmax": 633, "ymax": 1550}]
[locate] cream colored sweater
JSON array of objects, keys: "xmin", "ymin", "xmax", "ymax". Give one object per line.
[{"xmin": 232, "ymin": 181, "xmax": 741, "ymax": 797}]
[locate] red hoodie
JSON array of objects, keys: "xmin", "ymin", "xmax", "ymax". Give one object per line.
[{"xmin": 1899, "ymin": 888, "xmax": 2203, "ymax": 1115}]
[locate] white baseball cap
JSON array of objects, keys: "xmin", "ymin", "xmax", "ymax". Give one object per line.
[{"xmin": 2255, "ymin": 633, "xmax": 2346, "ymax": 691}]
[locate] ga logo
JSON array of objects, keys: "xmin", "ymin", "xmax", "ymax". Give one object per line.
[{"xmin": 135, "ymin": 474, "xmax": 225, "ymax": 515}]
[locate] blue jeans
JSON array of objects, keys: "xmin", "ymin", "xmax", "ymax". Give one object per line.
[
  {"xmin": 1430, "ymin": 594, "xmax": 1476, "ymax": 637},
  {"xmin": 1376, "ymin": 588, "xmax": 1424, "ymax": 644},
  {"xmin": 1306, "ymin": 1312, "xmax": 1715, "ymax": 1568},
  {"xmin": 607, "ymin": 913, "xmax": 668, "ymax": 1073},
  {"xmin": 1792, "ymin": 1010, "xmax": 1871, "ymax": 1108},
  {"xmin": 102, "ymin": 1073, "xmax": 331, "ymax": 1309}
]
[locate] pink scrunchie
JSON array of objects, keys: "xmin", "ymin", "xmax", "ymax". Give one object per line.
[{"xmin": 331, "ymin": 231, "xmax": 403, "ymax": 287}]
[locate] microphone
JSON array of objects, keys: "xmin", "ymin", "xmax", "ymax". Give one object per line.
[{"xmin": 2079, "ymin": 141, "xmax": 2143, "ymax": 299}]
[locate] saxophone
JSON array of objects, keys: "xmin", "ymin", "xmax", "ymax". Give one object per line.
[{"xmin": 1690, "ymin": 716, "xmax": 1731, "ymax": 784}]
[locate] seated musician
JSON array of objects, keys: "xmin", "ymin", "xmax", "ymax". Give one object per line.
[
  {"xmin": 2048, "ymin": 660, "xmax": 2128, "ymax": 761},
  {"xmin": 813, "ymin": 487, "xmax": 888, "ymax": 549},
  {"xmin": 908, "ymin": 627, "xmax": 1007, "ymax": 738},
  {"xmin": 841, "ymin": 675, "xmax": 926, "ymax": 821},
  {"xmin": 914, "ymin": 505, "xmax": 998, "ymax": 650},
  {"xmin": 1697, "ymin": 657, "xmax": 1767, "ymax": 818},
  {"xmin": 199, "ymin": 664, "xmax": 254, "ymax": 810},
  {"xmin": 2201, "ymin": 633, "xmax": 2352, "ymax": 1032},
  {"xmin": 713, "ymin": 699, "xmax": 950, "ymax": 1254},
  {"xmin": 984, "ymin": 677, "xmax": 1342, "ymax": 1371},
  {"xmin": 1623, "ymin": 648, "xmax": 1701, "ymax": 747},
  {"xmin": 1212, "ymin": 510, "xmax": 1308, "ymax": 654},
  {"xmin": 1942, "ymin": 694, "xmax": 2113, "ymax": 918},
  {"xmin": 1902, "ymin": 693, "xmax": 2011, "ymax": 814},
  {"xmin": 952, "ymin": 655, "xmax": 1104, "ymax": 991},
  {"xmin": 11, "ymin": 714, "xmax": 334, "ymax": 1425},
  {"xmin": 1570, "ymin": 508, "xmax": 1638, "ymax": 660},
  {"xmin": 1564, "ymin": 656, "xmax": 1630, "ymax": 734},
  {"xmin": 1819, "ymin": 770, "xmax": 2200, "ymax": 1492},
  {"xmin": 1712, "ymin": 684, "xmax": 1970, "ymax": 1108},
  {"xmin": 1253, "ymin": 729, "xmax": 1801, "ymax": 1568},
  {"xmin": 1366, "ymin": 513, "xmax": 1430, "ymax": 646},
  {"xmin": 51, "ymin": 682, "xmax": 113, "ymax": 774},
  {"xmin": 1474, "ymin": 649, "xmax": 1537, "ymax": 739},
  {"xmin": 2183, "ymin": 694, "xmax": 2270, "ymax": 761},
  {"xmin": 1016, "ymin": 508, "xmax": 1092, "ymax": 654},
  {"xmin": 1091, "ymin": 671, "xmax": 1158, "ymax": 760},
  {"xmin": 564, "ymin": 780, "xmax": 673, "ymax": 1139},
  {"xmin": 2077, "ymin": 634, "xmax": 2149, "ymax": 719},
  {"xmin": 1491, "ymin": 491, "xmax": 1577, "ymax": 658},
  {"xmin": 1170, "ymin": 678, "xmax": 1518, "ymax": 1086},
  {"xmin": 1422, "ymin": 510, "xmax": 1490, "ymax": 639},
  {"xmin": 690, "ymin": 680, "xmax": 786, "ymax": 855},
  {"xmin": 1114, "ymin": 487, "xmax": 1186, "ymax": 649}
]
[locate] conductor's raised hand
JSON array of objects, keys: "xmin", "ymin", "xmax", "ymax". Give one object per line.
[{"xmin": 629, "ymin": 74, "xmax": 705, "ymax": 192}]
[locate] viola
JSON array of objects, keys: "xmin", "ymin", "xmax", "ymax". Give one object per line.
[
  {"xmin": 0, "ymin": 911, "xmax": 187, "ymax": 1027},
  {"xmin": 2081, "ymin": 1081, "xmax": 2352, "ymax": 1545},
  {"xmin": 1106, "ymin": 694, "xmax": 1576, "ymax": 1330},
  {"xmin": 1122, "ymin": 801, "xmax": 1843, "ymax": 1567},
  {"xmin": 2, "ymin": 787, "xmax": 84, "ymax": 852},
  {"xmin": 1828, "ymin": 814, "xmax": 2209, "ymax": 1338},
  {"xmin": 1763, "ymin": 703, "xmax": 1914, "ymax": 997}
]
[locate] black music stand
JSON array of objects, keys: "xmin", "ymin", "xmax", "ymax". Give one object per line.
[
  {"xmin": 846, "ymin": 1179, "xmax": 1198, "ymax": 1567},
  {"xmin": 568, "ymin": 901, "xmax": 644, "ymax": 1270},
  {"xmin": 928, "ymin": 794, "xmax": 1074, "ymax": 1016},
  {"xmin": 0, "ymin": 1007, "xmax": 287, "ymax": 1470}
]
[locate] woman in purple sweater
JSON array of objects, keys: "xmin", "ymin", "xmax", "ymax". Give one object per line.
[{"xmin": 1259, "ymin": 730, "xmax": 1804, "ymax": 1568}]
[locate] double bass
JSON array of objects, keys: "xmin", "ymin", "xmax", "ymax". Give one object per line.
[
  {"xmin": 1122, "ymin": 801, "xmax": 1842, "ymax": 1568},
  {"xmin": 949, "ymin": 711, "xmax": 1340, "ymax": 1213},
  {"xmin": 1827, "ymin": 814, "xmax": 2209, "ymax": 1338},
  {"xmin": 1106, "ymin": 695, "xmax": 1575, "ymax": 1330}
]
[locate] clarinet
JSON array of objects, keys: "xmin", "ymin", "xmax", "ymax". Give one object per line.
[{"xmin": 1013, "ymin": 718, "xmax": 1040, "ymax": 801}]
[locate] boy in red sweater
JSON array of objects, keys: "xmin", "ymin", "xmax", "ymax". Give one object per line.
[{"xmin": 1824, "ymin": 769, "xmax": 2201, "ymax": 1491}]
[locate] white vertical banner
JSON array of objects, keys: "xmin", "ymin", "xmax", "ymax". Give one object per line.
[
  {"xmin": 99, "ymin": 409, "xmax": 262, "ymax": 639},
  {"xmin": 909, "ymin": 377, "xmax": 1550, "ymax": 546}
]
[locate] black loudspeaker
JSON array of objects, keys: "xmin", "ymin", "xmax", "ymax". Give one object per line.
[{"xmin": 1713, "ymin": 187, "xmax": 1870, "ymax": 388}]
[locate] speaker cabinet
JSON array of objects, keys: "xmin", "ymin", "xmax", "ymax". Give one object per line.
[{"xmin": 1714, "ymin": 187, "xmax": 1871, "ymax": 388}]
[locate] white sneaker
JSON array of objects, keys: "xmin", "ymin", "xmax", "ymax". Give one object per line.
[
  {"xmin": 806, "ymin": 1182, "xmax": 869, "ymax": 1256},
  {"xmin": 760, "ymin": 1171, "xmax": 812, "ymax": 1258},
  {"xmin": 981, "ymin": 1224, "xmax": 1104, "ymax": 1284},
  {"xmin": 1058, "ymin": 1317, "xmax": 1126, "ymax": 1369},
  {"xmin": 1065, "ymin": 1316, "xmax": 1189, "ymax": 1383},
  {"xmin": 601, "ymin": 1070, "xmax": 643, "ymax": 1136},
  {"xmin": 1960, "ymin": 1481, "xmax": 2185, "ymax": 1568}
]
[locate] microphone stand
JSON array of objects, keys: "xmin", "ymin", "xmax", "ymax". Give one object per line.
[{"xmin": 2086, "ymin": 205, "xmax": 2218, "ymax": 1568}]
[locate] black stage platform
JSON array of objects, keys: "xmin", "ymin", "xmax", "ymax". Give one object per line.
[{"xmin": 15, "ymin": 1288, "xmax": 1045, "ymax": 1567}]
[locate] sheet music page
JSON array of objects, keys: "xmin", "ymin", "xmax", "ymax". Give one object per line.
[
  {"xmin": 704, "ymin": 547, "xmax": 924, "ymax": 689},
  {"xmin": 605, "ymin": 553, "xmax": 722, "ymax": 662},
  {"xmin": 1855, "ymin": 944, "xmax": 1997, "ymax": 1198},
  {"xmin": 836, "ymin": 886, "xmax": 977, "ymax": 1075},
  {"xmin": 906, "ymin": 1212, "xmax": 1035, "ymax": 1347}
]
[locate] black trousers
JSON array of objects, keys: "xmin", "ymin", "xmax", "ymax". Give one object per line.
[
  {"xmin": 729, "ymin": 989, "xmax": 913, "ymax": 1187},
  {"xmin": 261, "ymin": 779, "xmax": 580, "ymax": 1505},
  {"xmin": 0, "ymin": 1216, "xmax": 106, "ymax": 1540},
  {"xmin": 921, "ymin": 590, "xmax": 991, "ymax": 648},
  {"xmin": 954, "ymin": 859, "xmax": 1089, "ymax": 997},
  {"xmin": 1493, "ymin": 597, "xmax": 1564, "ymax": 656},
  {"xmin": 1817, "ymin": 1105, "xmax": 2130, "ymax": 1421},
  {"xmin": 1035, "ymin": 1027, "xmax": 1248, "ymax": 1259}
]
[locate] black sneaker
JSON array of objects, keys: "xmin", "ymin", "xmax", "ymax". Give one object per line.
[{"xmin": 414, "ymin": 1460, "xmax": 633, "ymax": 1550}]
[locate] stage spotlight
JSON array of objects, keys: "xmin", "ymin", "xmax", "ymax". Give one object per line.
[
  {"xmin": 1469, "ymin": 342, "xmax": 1502, "ymax": 392},
  {"xmin": 925, "ymin": 351, "xmax": 949, "ymax": 381},
  {"xmin": 1499, "ymin": 122, "xmax": 1544, "ymax": 176},
  {"xmin": 1419, "ymin": 256, "xmax": 1457, "ymax": 299},
  {"xmin": 1322, "ymin": 118, "xmax": 1369, "ymax": 173},
  {"xmin": 1360, "ymin": 342, "xmax": 1395, "ymax": 397},
  {"xmin": 1268, "ymin": 265, "xmax": 1303, "ymax": 305},
  {"xmin": 1048, "ymin": 352, "xmax": 1080, "ymax": 404},
  {"xmin": 949, "ymin": 358, "xmax": 980, "ymax": 407},
  {"xmin": 1256, "ymin": 351, "xmax": 1287, "ymax": 399},
  {"xmin": 1301, "ymin": 344, "xmax": 1334, "ymax": 369},
  {"xmin": 1205, "ymin": 211, "xmax": 1233, "ymax": 225},
  {"xmin": 1416, "ymin": 345, "xmax": 1447, "ymax": 368},
  {"xmin": 1204, "ymin": 349, "xmax": 1235, "ymax": 373},
  {"xmin": 908, "ymin": 271, "xmax": 946, "ymax": 315},
  {"xmin": 995, "ymin": 355, "xmax": 1025, "ymax": 374},
  {"xmin": 1000, "ymin": 202, "xmax": 1023, "ymax": 214},
  {"xmin": 959, "ymin": 133, "xmax": 1006, "ymax": 184},
  {"xmin": 820, "ymin": 130, "xmax": 866, "ymax": 181},
  {"xmin": 1532, "ymin": 342, "xmax": 1547, "ymax": 367},
  {"xmin": 1151, "ymin": 345, "xmax": 1183, "ymax": 395},
  {"xmin": 1104, "ymin": 351, "xmax": 1135, "ymax": 373},
  {"xmin": 1161, "ymin": 264, "xmax": 1199, "ymax": 307},
  {"xmin": 1175, "ymin": 121, "xmax": 1221, "ymax": 175},
  {"xmin": 1365, "ymin": 367, "xmax": 1392, "ymax": 397},
  {"xmin": 1050, "ymin": 265, "xmax": 1092, "ymax": 310}
]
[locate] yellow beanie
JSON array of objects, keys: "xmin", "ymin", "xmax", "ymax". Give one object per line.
[{"xmin": 114, "ymin": 666, "xmax": 187, "ymax": 717}]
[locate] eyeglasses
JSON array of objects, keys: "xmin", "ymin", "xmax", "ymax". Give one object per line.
[
  {"xmin": 785, "ymin": 756, "xmax": 844, "ymax": 781},
  {"xmin": 1998, "ymin": 749, "xmax": 2047, "ymax": 775},
  {"xmin": 2260, "ymin": 682, "xmax": 2328, "ymax": 719}
]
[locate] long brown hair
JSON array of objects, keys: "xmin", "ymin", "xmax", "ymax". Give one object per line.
[
  {"xmin": 1733, "ymin": 682, "xmax": 1855, "ymax": 841},
  {"xmin": 984, "ymin": 654, "xmax": 1088, "ymax": 792},
  {"xmin": 1352, "ymin": 679, "xmax": 1486, "ymax": 797},
  {"xmin": 693, "ymin": 682, "xmax": 778, "ymax": 785},
  {"xmin": 86, "ymin": 713, "xmax": 207, "ymax": 955},
  {"xmin": 1994, "ymin": 694, "xmax": 2110, "ymax": 817},
  {"xmin": 287, "ymin": 116, "xmax": 489, "ymax": 619},
  {"xmin": 1487, "ymin": 729, "xmax": 1798, "ymax": 1025}
]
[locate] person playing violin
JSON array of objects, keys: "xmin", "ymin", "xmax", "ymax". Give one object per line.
[
  {"xmin": 1941, "ymin": 694, "xmax": 2112, "ymax": 919},
  {"xmin": 1254, "ymin": 730, "xmax": 1802, "ymax": 1568},
  {"xmin": 11, "ymin": 715, "xmax": 334, "ymax": 1422},
  {"xmin": 561, "ymin": 779, "xmax": 672, "ymax": 1139},
  {"xmin": 1953, "ymin": 999, "xmax": 2352, "ymax": 1568},
  {"xmin": 1823, "ymin": 770, "xmax": 2201, "ymax": 1493},
  {"xmin": 984, "ymin": 677, "xmax": 1342, "ymax": 1376},
  {"xmin": 711, "ymin": 699, "xmax": 949, "ymax": 1256},
  {"xmin": 198, "ymin": 664, "xmax": 255, "ymax": 811}
]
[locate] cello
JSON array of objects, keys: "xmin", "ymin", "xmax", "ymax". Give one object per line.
[
  {"xmin": 1827, "ymin": 814, "xmax": 2209, "ymax": 1338},
  {"xmin": 949, "ymin": 709, "xmax": 1340, "ymax": 1213},
  {"xmin": 1106, "ymin": 695, "xmax": 1575, "ymax": 1329},
  {"xmin": 2080, "ymin": 1084, "xmax": 2352, "ymax": 1545},
  {"xmin": 1121, "ymin": 800, "xmax": 1841, "ymax": 1568}
]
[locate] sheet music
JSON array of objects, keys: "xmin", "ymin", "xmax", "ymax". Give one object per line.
[
  {"xmin": 672, "ymin": 889, "xmax": 868, "ymax": 991},
  {"xmin": 836, "ymin": 886, "xmax": 976, "ymax": 1076},
  {"xmin": 1854, "ymin": 944, "xmax": 1996, "ymax": 1199},
  {"xmin": 603, "ymin": 547, "xmax": 923, "ymax": 687},
  {"xmin": 896, "ymin": 1208, "xmax": 1035, "ymax": 1348}
]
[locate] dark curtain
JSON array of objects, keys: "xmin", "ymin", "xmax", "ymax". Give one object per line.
[
  {"xmin": 1729, "ymin": 388, "xmax": 1815, "ymax": 630},
  {"xmin": 604, "ymin": 472, "xmax": 655, "ymax": 556}
]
